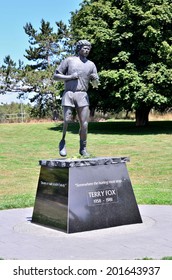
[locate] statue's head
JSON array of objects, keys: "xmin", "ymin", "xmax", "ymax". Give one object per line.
[{"xmin": 76, "ymin": 40, "xmax": 92, "ymax": 53}]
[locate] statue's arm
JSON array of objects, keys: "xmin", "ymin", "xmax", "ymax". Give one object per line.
[
  {"xmin": 90, "ymin": 63, "xmax": 99, "ymax": 88},
  {"xmin": 53, "ymin": 71, "xmax": 78, "ymax": 81},
  {"xmin": 90, "ymin": 63, "xmax": 99, "ymax": 80},
  {"xmin": 53, "ymin": 58, "xmax": 78, "ymax": 82}
]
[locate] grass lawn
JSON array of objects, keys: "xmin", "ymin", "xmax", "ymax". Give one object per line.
[{"xmin": 0, "ymin": 120, "xmax": 172, "ymax": 209}]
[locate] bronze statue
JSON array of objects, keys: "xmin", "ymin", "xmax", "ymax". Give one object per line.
[{"xmin": 54, "ymin": 39, "xmax": 99, "ymax": 157}]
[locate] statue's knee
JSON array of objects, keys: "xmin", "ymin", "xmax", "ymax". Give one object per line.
[
  {"xmin": 64, "ymin": 114, "xmax": 72, "ymax": 123},
  {"xmin": 82, "ymin": 121, "xmax": 88, "ymax": 130}
]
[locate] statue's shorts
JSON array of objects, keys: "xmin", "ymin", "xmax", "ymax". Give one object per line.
[{"xmin": 62, "ymin": 91, "xmax": 89, "ymax": 108}]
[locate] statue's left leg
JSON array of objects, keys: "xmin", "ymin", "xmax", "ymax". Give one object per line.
[
  {"xmin": 77, "ymin": 106, "xmax": 90, "ymax": 156},
  {"xmin": 59, "ymin": 106, "xmax": 73, "ymax": 157}
]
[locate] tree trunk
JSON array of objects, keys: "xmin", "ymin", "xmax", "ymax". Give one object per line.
[{"xmin": 135, "ymin": 106, "xmax": 151, "ymax": 126}]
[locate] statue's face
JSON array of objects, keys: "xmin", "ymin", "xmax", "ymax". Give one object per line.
[{"xmin": 78, "ymin": 45, "xmax": 91, "ymax": 57}]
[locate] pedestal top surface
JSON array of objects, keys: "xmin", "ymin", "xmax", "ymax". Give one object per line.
[{"xmin": 39, "ymin": 157, "xmax": 130, "ymax": 168}]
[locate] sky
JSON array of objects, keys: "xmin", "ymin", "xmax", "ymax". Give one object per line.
[
  {"xmin": 0, "ymin": 0, "xmax": 82, "ymax": 104},
  {"xmin": 0, "ymin": 0, "xmax": 82, "ymax": 66}
]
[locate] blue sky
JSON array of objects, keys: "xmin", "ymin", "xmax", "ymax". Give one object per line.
[{"xmin": 0, "ymin": 0, "xmax": 81, "ymax": 66}]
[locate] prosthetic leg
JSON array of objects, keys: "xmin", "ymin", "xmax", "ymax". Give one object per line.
[{"xmin": 59, "ymin": 106, "xmax": 73, "ymax": 157}]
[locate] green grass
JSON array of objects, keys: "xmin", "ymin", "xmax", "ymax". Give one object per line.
[{"xmin": 0, "ymin": 120, "xmax": 172, "ymax": 209}]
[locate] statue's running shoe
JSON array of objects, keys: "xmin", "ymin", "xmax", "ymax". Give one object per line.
[{"xmin": 59, "ymin": 139, "xmax": 67, "ymax": 157}]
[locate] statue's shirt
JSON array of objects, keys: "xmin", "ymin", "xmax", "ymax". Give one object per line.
[{"xmin": 56, "ymin": 56, "xmax": 98, "ymax": 93}]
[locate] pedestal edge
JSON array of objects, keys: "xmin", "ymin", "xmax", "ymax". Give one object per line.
[{"xmin": 39, "ymin": 156, "xmax": 130, "ymax": 168}]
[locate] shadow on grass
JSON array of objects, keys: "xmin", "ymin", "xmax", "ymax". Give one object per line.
[{"xmin": 49, "ymin": 120, "xmax": 172, "ymax": 135}]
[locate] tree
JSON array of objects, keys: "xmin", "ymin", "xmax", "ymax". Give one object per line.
[
  {"xmin": 24, "ymin": 19, "xmax": 68, "ymax": 69},
  {"xmin": 3, "ymin": 56, "xmax": 16, "ymax": 84},
  {"xmin": 23, "ymin": 19, "xmax": 69, "ymax": 118},
  {"xmin": 70, "ymin": 0, "xmax": 172, "ymax": 125},
  {"xmin": 0, "ymin": 56, "xmax": 16, "ymax": 92},
  {"xmin": 0, "ymin": 56, "xmax": 30, "ymax": 96}
]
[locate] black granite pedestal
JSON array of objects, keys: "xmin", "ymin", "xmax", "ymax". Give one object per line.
[{"xmin": 32, "ymin": 157, "xmax": 142, "ymax": 233}]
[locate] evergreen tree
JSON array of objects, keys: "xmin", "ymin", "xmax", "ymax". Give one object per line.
[
  {"xmin": 0, "ymin": 55, "xmax": 28, "ymax": 98},
  {"xmin": 23, "ymin": 19, "xmax": 69, "ymax": 118},
  {"xmin": 24, "ymin": 19, "xmax": 68, "ymax": 69},
  {"xmin": 1, "ymin": 56, "xmax": 16, "ymax": 90}
]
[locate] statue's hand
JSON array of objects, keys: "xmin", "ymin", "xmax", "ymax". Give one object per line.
[
  {"xmin": 70, "ymin": 72, "xmax": 79, "ymax": 79},
  {"xmin": 90, "ymin": 73, "xmax": 98, "ymax": 80}
]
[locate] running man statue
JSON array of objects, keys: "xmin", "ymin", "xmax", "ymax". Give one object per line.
[{"xmin": 53, "ymin": 39, "xmax": 99, "ymax": 157}]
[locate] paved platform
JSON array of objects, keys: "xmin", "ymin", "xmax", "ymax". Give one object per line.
[{"xmin": 0, "ymin": 205, "xmax": 172, "ymax": 260}]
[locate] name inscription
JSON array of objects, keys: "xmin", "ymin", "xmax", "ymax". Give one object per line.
[{"xmin": 87, "ymin": 188, "xmax": 118, "ymax": 206}]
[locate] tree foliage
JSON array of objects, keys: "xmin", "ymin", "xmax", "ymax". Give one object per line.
[
  {"xmin": 22, "ymin": 19, "xmax": 69, "ymax": 118},
  {"xmin": 0, "ymin": 56, "xmax": 27, "ymax": 94},
  {"xmin": 23, "ymin": 19, "xmax": 68, "ymax": 69},
  {"xmin": 70, "ymin": 0, "xmax": 172, "ymax": 125}
]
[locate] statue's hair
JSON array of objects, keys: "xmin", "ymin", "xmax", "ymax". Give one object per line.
[{"xmin": 76, "ymin": 40, "xmax": 91, "ymax": 52}]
